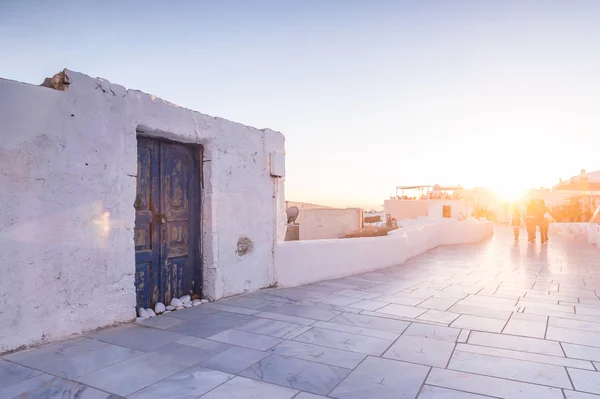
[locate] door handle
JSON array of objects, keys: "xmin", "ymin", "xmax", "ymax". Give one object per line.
[{"xmin": 153, "ymin": 210, "xmax": 166, "ymax": 224}]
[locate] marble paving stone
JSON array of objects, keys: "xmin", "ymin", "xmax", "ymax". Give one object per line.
[
  {"xmin": 549, "ymin": 316, "xmax": 600, "ymax": 333},
  {"xmin": 89, "ymin": 324, "xmax": 186, "ymax": 351},
  {"xmin": 199, "ymin": 376, "xmax": 298, "ymax": 399},
  {"xmin": 237, "ymin": 318, "xmax": 312, "ymax": 339},
  {"xmin": 418, "ymin": 309, "xmax": 461, "ymax": 324},
  {"xmin": 464, "ymin": 294, "xmax": 517, "ymax": 307},
  {"xmin": 467, "ymin": 330, "xmax": 564, "ymax": 355},
  {"xmin": 136, "ymin": 314, "xmax": 186, "ymax": 329},
  {"xmin": 273, "ymin": 288, "xmax": 330, "ymax": 300},
  {"xmin": 129, "ymin": 366, "xmax": 234, "ymax": 399},
  {"xmin": 563, "ymin": 343, "xmax": 600, "ymax": 362},
  {"xmin": 546, "ymin": 326, "xmax": 600, "ymax": 347},
  {"xmin": 293, "ymin": 327, "xmax": 393, "ymax": 356},
  {"xmin": 0, "ymin": 359, "xmax": 41, "ymax": 388},
  {"xmin": 75, "ymin": 343, "xmax": 213, "ymax": 396},
  {"xmin": 403, "ymin": 322, "xmax": 461, "ymax": 342},
  {"xmin": 577, "ymin": 298, "xmax": 600, "ymax": 306},
  {"xmin": 510, "ymin": 311, "xmax": 548, "ymax": 323},
  {"xmin": 564, "ymin": 390, "xmax": 600, "ymax": 398},
  {"xmin": 376, "ymin": 303, "xmax": 428, "ymax": 318},
  {"xmin": 311, "ymin": 320, "xmax": 399, "ymax": 340},
  {"xmin": 458, "ymin": 329, "xmax": 471, "ymax": 343},
  {"xmin": 167, "ymin": 313, "xmax": 254, "ymax": 338},
  {"xmin": 448, "ymin": 350, "xmax": 572, "ymax": 388},
  {"xmin": 162, "ymin": 305, "xmax": 219, "ymax": 320},
  {"xmin": 31, "ymin": 344, "xmax": 141, "ymax": 379},
  {"xmin": 455, "ymin": 343, "xmax": 594, "ymax": 370},
  {"xmin": 412, "ymin": 289, "xmax": 467, "ymax": 300},
  {"xmin": 317, "ymin": 295, "xmax": 363, "ymax": 306},
  {"xmin": 240, "ymin": 354, "xmax": 349, "ymax": 395},
  {"xmin": 576, "ymin": 306, "xmax": 600, "ymax": 316},
  {"xmin": 201, "ymin": 302, "xmax": 261, "ymax": 315},
  {"xmin": 256, "ymin": 311, "xmax": 317, "ymax": 326},
  {"xmin": 220, "ymin": 296, "xmax": 272, "ymax": 309},
  {"xmin": 298, "ymin": 284, "xmax": 346, "ymax": 294},
  {"xmin": 266, "ymin": 303, "xmax": 341, "ymax": 321},
  {"xmin": 568, "ymin": 368, "xmax": 600, "ymax": 394},
  {"xmin": 294, "ymin": 393, "xmax": 328, "ymax": 399},
  {"xmin": 269, "ymin": 340, "xmax": 366, "ymax": 369},
  {"xmin": 363, "ymin": 310, "xmax": 436, "ymax": 324},
  {"xmin": 294, "ymin": 299, "xmax": 363, "ymax": 314},
  {"xmin": 418, "ymin": 297, "xmax": 458, "ymax": 311},
  {"xmin": 208, "ymin": 329, "xmax": 283, "ymax": 350},
  {"xmin": 4, "ymin": 337, "xmax": 108, "ymax": 364},
  {"xmin": 372, "ymin": 294, "xmax": 425, "ymax": 306},
  {"xmin": 335, "ymin": 289, "xmax": 382, "ymax": 299},
  {"xmin": 328, "ymin": 278, "xmax": 379, "ymax": 289},
  {"xmin": 346, "ymin": 299, "xmax": 389, "ymax": 311},
  {"xmin": 201, "ymin": 346, "xmax": 270, "ymax": 374},
  {"xmin": 450, "ymin": 314, "xmax": 507, "ymax": 333},
  {"xmin": 426, "ymin": 368, "xmax": 564, "ymax": 399},
  {"xmin": 518, "ymin": 301, "xmax": 575, "ymax": 314},
  {"xmin": 328, "ymin": 312, "xmax": 410, "ymax": 334},
  {"xmin": 5, "ymin": 339, "xmax": 140, "ymax": 380},
  {"xmin": 383, "ymin": 335, "xmax": 455, "ymax": 367},
  {"xmin": 419, "ymin": 385, "xmax": 494, "ymax": 398},
  {"xmin": 530, "ymin": 308, "xmax": 600, "ymax": 323},
  {"xmin": 315, "ymin": 281, "xmax": 362, "ymax": 290},
  {"xmin": 175, "ymin": 336, "xmax": 233, "ymax": 353},
  {"xmin": 329, "ymin": 355, "xmax": 430, "ymax": 399},
  {"xmin": 246, "ymin": 292, "xmax": 295, "ymax": 304},
  {"xmin": 502, "ymin": 318, "xmax": 547, "ymax": 338},
  {"xmin": 0, "ymin": 374, "xmax": 118, "ymax": 399},
  {"xmin": 448, "ymin": 303, "xmax": 513, "ymax": 320}
]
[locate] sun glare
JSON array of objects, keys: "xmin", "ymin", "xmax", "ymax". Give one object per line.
[{"xmin": 493, "ymin": 185, "xmax": 524, "ymax": 203}]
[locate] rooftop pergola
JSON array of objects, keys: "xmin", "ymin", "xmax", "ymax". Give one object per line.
[{"xmin": 395, "ymin": 185, "xmax": 463, "ymax": 198}]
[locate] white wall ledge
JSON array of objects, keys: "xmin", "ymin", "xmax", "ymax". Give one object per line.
[{"xmin": 275, "ymin": 219, "xmax": 494, "ymax": 287}]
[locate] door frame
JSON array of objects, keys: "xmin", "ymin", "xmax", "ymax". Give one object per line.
[{"xmin": 135, "ymin": 132, "xmax": 203, "ymax": 307}]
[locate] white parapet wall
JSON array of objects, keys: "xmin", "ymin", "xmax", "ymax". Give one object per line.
[
  {"xmin": 298, "ymin": 208, "xmax": 363, "ymax": 240},
  {"xmin": 384, "ymin": 199, "xmax": 470, "ymax": 221},
  {"xmin": 275, "ymin": 219, "xmax": 493, "ymax": 287},
  {"xmin": 0, "ymin": 70, "xmax": 285, "ymax": 352},
  {"xmin": 550, "ymin": 222, "xmax": 597, "ymax": 244}
]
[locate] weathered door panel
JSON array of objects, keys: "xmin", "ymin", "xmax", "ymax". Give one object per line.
[
  {"xmin": 134, "ymin": 136, "xmax": 200, "ymax": 309},
  {"xmin": 134, "ymin": 138, "xmax": 160, "ymax": 309},
  {"xmin": 160, "ymin": 142, "xmax": 196, "ymax": 304}
]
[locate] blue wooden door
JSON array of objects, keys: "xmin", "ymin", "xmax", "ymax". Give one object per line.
[{"xmin": 135, "ymin": 137, "xmax": 200, "ymax": 309}]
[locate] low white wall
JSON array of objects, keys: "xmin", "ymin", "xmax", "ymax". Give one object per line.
[
  {"xmin": 550, "ymin": 223, "xmax": 597, "ymax": 244},
  {"xmin": 0, "ymin": 71, "xmax": 285, "ymax": 352},
  {"xmin": 275, "ymin": 219, "xmax": 493, "ymax": 287},
  {"xmin": 298, "ymin": 208, "xmax": 363, "ymax": 240},
  {"xmin": 285, "ymin": 201, "xmax": 334, "ymax": 211},
  {"xmin": 384, "ymin": 199, "xmax": 469, "ymax": 221}
]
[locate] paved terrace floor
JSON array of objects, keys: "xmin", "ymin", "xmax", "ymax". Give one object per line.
[{"xmin": 3, "ymin": 227, "xmax": 600, "ymax": 399}]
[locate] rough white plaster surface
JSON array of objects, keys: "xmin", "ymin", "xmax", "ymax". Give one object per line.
[
  {"xmin": 298, "ymin": 208, "xmax": 363, "ymax": 240},
  {"xmin": 550, "ymin": 223, "xmax": 597, "ymax": 244},
  {"xmin": 0, "ymin": 70, "xmax": 285, "ymax": 352},
  {"xmin": 384, "ymin": 199, "xmax": 469, "ymax": 221},
  {"xmin": 275, "ymin": 219, "xmax": 493, "ymax": 287}
]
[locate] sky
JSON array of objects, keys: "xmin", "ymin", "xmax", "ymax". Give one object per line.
[{"xmin": 1, "ymin": 0, "xmax": 599, "ymax": 209}]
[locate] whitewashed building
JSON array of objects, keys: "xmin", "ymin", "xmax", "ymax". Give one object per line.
[{"xmin": 0, "ymin": 70, "xmax": 286, "ymax": 352}]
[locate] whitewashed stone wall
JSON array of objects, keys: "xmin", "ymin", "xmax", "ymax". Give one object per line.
[
  {"xmin": 550, "ymin": 222, "xmax": 597, "ymax": 244},
  {"xmin": 0, "ymin": 70, "xmax": 285, "ymax": 352},
  {"xmin": 275, "ymin": 219, "xmax": 493, "ymax": 287}
]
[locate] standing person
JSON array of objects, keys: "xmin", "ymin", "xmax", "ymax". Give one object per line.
[
  {"xmin": 540, "ymin": 205, "xmax": 552, "ymax": 243},
  {"xmin": 510, "ymin": 207, "xmax": 523, "ymax": 240},
  {"xmin": 535, "ymin": 200, "xmax": 546, "ymax": 243},
  {"xmin": 525, "ymin": 200, "xmax": 537, "ymax": 242}
]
